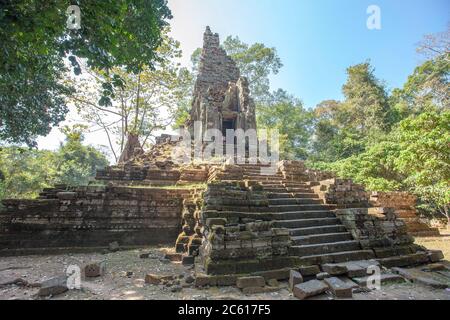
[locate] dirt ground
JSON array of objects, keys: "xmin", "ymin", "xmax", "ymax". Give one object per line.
[
  {"xmin": 0, "ymin": 246, "xmax": 449, "ymax": 301},
  {"xmin": 415, "ymin": 230, "xmax": 450, "ymax": 261}
]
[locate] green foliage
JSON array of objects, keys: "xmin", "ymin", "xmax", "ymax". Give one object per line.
[
  {"xmin": 322, "ymin": 141, "xmax": 403, "ymax": 191},
  {"xmin": 319, "ymin": 111, "xmax": 449, "ymax": 220},
  {"xmin": 222, "ymin": 36, "xmax": 283, "ymax": 103},
  {"xmin": 0, "ymin": 147, "xmax": 57, "ymax": 199},
  {"xmin": 390, "ymin": 54, "xmax": 449, "ymax": 119},
  {"xmin": 55, "ymin": 126, "xmax": 109, "ymax": 186},
  {"xmin": 257, "ymin": 89, "xmax": 313, "ymax": 159},
  {"xmin": 394, "ymin": 111, "xmax": 450, "ymax": 188},
  {"xmin": 0, "ymin": 0, "xmax": 172, "ymax": 145},
  {"xmin": 342, "ymin": 62, "xmax": 392, "ymax": 133},
  {"xmin": 0, "ymin": 127, "xmax": 109, "ymax": 200},
  {"xmin": 309, "ymin": 62, "xmax": 391, "ymax": 163}
]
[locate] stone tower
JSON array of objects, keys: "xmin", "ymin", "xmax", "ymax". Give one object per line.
[{"xmin": 187, "ymin": 27, "xmax": 257, "ymax": 137}]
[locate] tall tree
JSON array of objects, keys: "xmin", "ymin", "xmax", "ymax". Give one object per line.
[
  {"xmin": 0, "ymin": 0, "xmax": 172, "ymax": 146},
  {"xmin": 391, "ymin": 27, "xmax": 450, "ymax": 118},
  {"xmin": 69, "ymin": 30, "xmax": 192, "ymax": 162},
  {"xmin": 342, "ymin": 62, "xmax": 391, "ymax": 134},
  {"xmin": 310, "ymin": 98, "xmax": 371, "ymax": 163},
  {"xmin": 257, "ymin": 89, "xmax": 313, "ymax": 159}
]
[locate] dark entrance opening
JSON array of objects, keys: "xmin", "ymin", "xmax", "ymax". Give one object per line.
[{"xmin": 222, "ymin": 120, "xmax": 235, "ymax": 136}]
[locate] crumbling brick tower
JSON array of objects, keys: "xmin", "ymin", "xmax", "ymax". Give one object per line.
[{"xmin": 187, "ymin": 26, "xmax": 256, "ymax": 138}]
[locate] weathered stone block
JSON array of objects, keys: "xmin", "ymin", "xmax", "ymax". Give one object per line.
[
  {"xmin": 428, "ymin": 250, "xmax": 444, "ymax": 263},
  {"xmin": 38, "ymin": 276, "xmax": 68, "ymax": 297},
  {"xmin": 322, "ymin": 263, "xmax": 348, "ymax": 276},
  {"xmin": 292, "ymin": 280, "xmax": 328, "ymax": 300},
  {"xmin": 145, "ymin": 274, "xmax": 173, "ymax": 285},
  {"xmin": 84, "ymin": 261, "xmax": 106, "ymax": 278},
  {"xmin": 289, "ymin": 270, "xmax": 303, "ymax": 291},
  {"xmin": 298, "ymin": 265, "xmax": 320, "ymax": 277},
  {"xmin": 236, "ymin": 276, "xmax": 266, "ymax": 289},
  {"xmin": 324, "ymin": 277, "xmax": 353, "ymax": 298}
]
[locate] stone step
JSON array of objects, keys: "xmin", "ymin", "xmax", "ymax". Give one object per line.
[
  {"xmin": 274, "ymin": 217, "xmax": 340, "ymax": 229},
  {"xmin": 286, "ymin": 187, "xmax": 314, "ymax": 193},
  {"xmin": 283, "ymin": 182, "xmax": 310, "ymax": 187},
  {"xmin": 245, "ymin": 176, "xmax": 282, "ymax": 181},
  {"xmin": 267, "ymin": 193, "xmax": 319, "ymax": 199},
  {"xmin": 243, "ymin": 173, "xmax": 283, "ymax": 178},
  {"xmin": 259, "ymin": 184, "xmax": 285, "ymax": 188},
  {"xmin": 289, "ymin": 225, "xmax": 348, "ymax": 236},
  {"xmin": 262, "ymin": 188, "xmax": 289, "ymax": 193},
  {"xmin": 241, "ymin": 168, "xmax": 280, "ymax": 174},
  {"xmin": 292, "ymin": 192, "xmax": 318, "ymax": 198},
  {"xmin": 270, "ymin": 204, "xmax": 334, "ymax": 212},
  {"xmin": 268, "ymin": 198, "xmax": 323, "ymax": 205},
  {"xmin": 292, "ymin": 232, "xmax": 353, "ymax": 246},
  {"xmin": 298, "ymin": 250, "xmax": 376, "ymax": 266},
  {"xmin": 237, "ymin": 165, "xmax": 274, "ymax": 170},
  {"xmin": 272, "ymin": 210, "xmax": 336, "ymax": 220},
  {"xmin": 290, "ymin": 240, "xmax": 361, "ymax": 256}
]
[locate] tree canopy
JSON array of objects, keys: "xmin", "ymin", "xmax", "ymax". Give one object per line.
[
  {"xmin": 0, "ymin": 125, "xmax": 109, "ymax": 200},
  {"xmin": 0, "ymin": 0, "xmax": 172, "ymax": 145}
]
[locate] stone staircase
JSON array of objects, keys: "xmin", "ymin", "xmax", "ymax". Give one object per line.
[{"xmin": 235, "ymin": 163, "xmax": 375, "ymax": 265}]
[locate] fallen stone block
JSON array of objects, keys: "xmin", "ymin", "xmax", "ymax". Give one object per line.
[
  {"xmin": 337, "ymin": 277, "xmax": 360, "ymax": 289},
  {"xmin": 428, "ymin": 250, "xmax": 444, "ymax": 263},
  {"xmin": 292, "ymin": 280, "xmax": 328, "ymax": 300},
  {"xmin": 322, "ymin": 263, "xmax": 348, "ymax": 276},
  {"xmin": 38, "ymin": 276, "xmax": 68, "ymax": 297},
  {"xmin": 145, "ymin": 274, "xmax": 174, "ymax": 285},
  {"xmin": 378, "ymin": 252, "xmax": 429, "ymax": 268},
  {"xmin": 324, "ymin": 260, "xmax": 380, "ymax": 278},
  {"xmin": 289, "ymin": 270, "xmax": 303, "ymax": 291},
  {"xmin": 298, "ymin": 265, "xmax": 320, "ymax": 277},
  {"xmin": 236, "ymin": 276, "xmax": 266, "ymax": 289},
  {"xmin": 267, "ymin": 279, "xmax": 279, "ymax": 287},
  {"xmin": 352, "ymin": 273, "xmax": 405, "ymax": 287},
  {"xmin": 84, "ymin": 261, "xmax": 106, "ymax": 278},
  {"xmin": 324, "ymin": 277, "xmax": 353, "ymax": 298},
  {"xmin": 392, "ymin": 267, "xmax": 449, "ymax": 289},
  {"xmin": 421, "ymin": 263, "xmax": 447, "ymax": 272}
]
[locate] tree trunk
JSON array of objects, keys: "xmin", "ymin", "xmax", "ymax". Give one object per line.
[{"xmin": 118, "ymin": 133, "xmax": 143, "ymax": 164}]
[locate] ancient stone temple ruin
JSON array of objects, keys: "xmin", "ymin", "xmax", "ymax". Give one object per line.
[
  {"xmin": 187, "ymin": 26, "xmax": 256, "ymax": 137},
  {"xmin": 0, "ymin": 27, "xmax": 445, "ymax": 298}
]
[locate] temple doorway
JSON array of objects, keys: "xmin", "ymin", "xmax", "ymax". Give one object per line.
[{"xmin": 222, "ymin": 119, "xmax": 235, "ymax": 136}]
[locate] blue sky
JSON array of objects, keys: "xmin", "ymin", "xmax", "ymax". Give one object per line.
[
  {"xmin": 38, "ymin": 0, "xmax": 449, "ymax": 152},
  {"xmin": 169, "ymin": 0, "xmax": 449, "ymax": 108}
]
